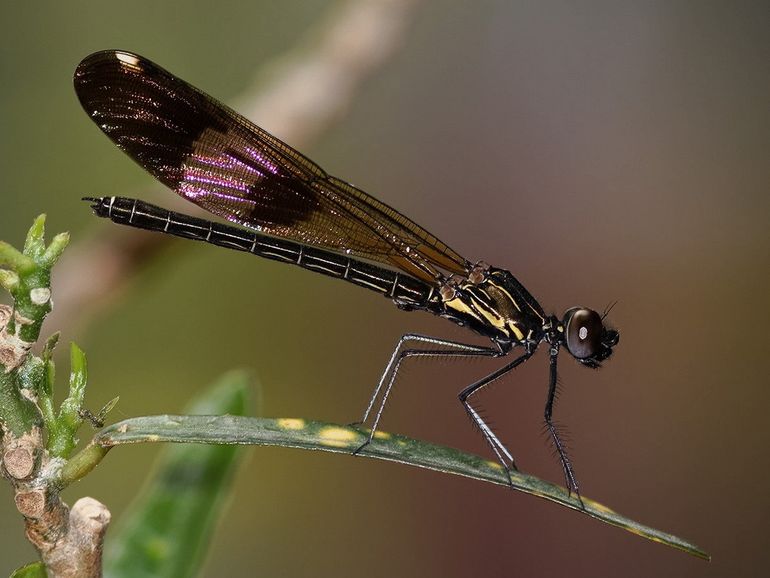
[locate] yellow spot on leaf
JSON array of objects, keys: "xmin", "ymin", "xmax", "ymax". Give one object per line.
[
  {"xmin": 318, "ymin": 426, "xmax": 358, "ymax": 448},
  {"xmin": 486, "ymin": 460, "xmax": 504, "ymax": 470},
  {"xmin": 373, "ymin": 431, "xmax": 391, "ymax": 440},
  {"xmin": 277, "ymin": 418, "xmax": 306, "ymax": 430}
]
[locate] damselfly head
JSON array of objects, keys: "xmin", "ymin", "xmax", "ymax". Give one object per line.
[{"xmin": 562, "ymin": 307, "xmax": 619, "ymax": 368}]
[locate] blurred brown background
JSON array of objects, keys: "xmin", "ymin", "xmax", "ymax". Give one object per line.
[{"xmin": 1, "ymin": 1, "xmax": 768, "ymax": 576}]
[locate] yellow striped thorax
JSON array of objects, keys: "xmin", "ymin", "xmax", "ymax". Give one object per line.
[{"xmin": 437, "ymin": 263, "xmax": 547, "ymax": 345}]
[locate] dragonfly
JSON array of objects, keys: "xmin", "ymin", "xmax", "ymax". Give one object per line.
[{"xmin": 75, "ymin": 49, "xmax": 619, "ymax": 499}]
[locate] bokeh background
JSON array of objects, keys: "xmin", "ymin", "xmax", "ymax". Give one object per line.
[{"xmin": 1, "ymin": 1, "xmax": 768, "ymax": 576}]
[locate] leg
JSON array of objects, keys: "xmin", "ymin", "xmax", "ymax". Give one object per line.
[
  {"xmin": 353, "ymin": 334, "xmax": 502, "ymax": 453},
  {"xmin": 544, "ymin": 344, "xmax": 583, "ymax": 505},
  {"xmin": 458, "ymin": 350, "xmax": 534, "ymax": 475}
]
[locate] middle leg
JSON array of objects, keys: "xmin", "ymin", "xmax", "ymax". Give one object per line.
[{"xmin": 458, "ymin": 350, "xmax": 535, "ymax": 474}]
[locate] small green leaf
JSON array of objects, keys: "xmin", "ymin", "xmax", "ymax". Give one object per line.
[
  {"xmin": 97, "ymin": 415, "xmax": 709, "ymax": 561},
  {"xmin": 0, "ymin": 268, "xmax": 20, "ymax": 291},
  {"xmin": 40, "ymin": 333, "xmax": 59, "ymax": 399},
  {"xmin": 103, "ymin": 371, "xmax": 253, "ymax": 578},
  {"xmin": 41, "ymin": 232, "xmax": 70, "ymax": 266},
  {"xmin": 0, "ymin": 241, "xmax": 34, "ymax": 272},
  {"xmin": 46, "ymin": 343, "xmax": 89, "ymax": 458},
  {"xmin": 60, "ymin": 342, "xmax": 88, "ymax": 426},
  {"xmin": 23, "ymin": 214, "xmax": 46, "ymax": 257},
  {"xmin": 67, "ymin": 342, "xmax": 88, "ymax": 402},
  {"xmin": 100, "ymin": 396, "xmax": 121, "ymax": 417},
  {"xmin": 41, "ymin": 332, "xmax": 60, "ymax": 363},
  {"xmin": 10, "ymin": 561, "xmax": 48, "ymax": 578}
]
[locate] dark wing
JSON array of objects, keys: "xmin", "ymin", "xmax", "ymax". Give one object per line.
[{"xmin": 74, "ymin": 50, "xmax": 470, "ymax": 283}]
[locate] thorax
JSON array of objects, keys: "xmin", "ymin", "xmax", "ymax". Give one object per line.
[{"xmin": 432, "ymin": 265, "xmax": 546, "ymax": 346}]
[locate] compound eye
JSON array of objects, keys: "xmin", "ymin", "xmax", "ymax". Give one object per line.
[{"xmin": 564, "ymin": 308, "xmax": 603, "ymax": 359}]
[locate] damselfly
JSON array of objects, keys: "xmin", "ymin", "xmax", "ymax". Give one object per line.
[{"xmin": 76, "ymin": 50, "xmax": 619, "ymax": 498}]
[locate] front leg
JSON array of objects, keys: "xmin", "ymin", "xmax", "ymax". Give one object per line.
[{"xmin": 544, "ymin": 344, "xmax": 583, "ymax": 506}]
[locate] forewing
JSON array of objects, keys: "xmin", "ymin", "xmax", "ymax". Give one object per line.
[{"xmin": 74, "ymin": 50, "xmax": 469, "ymax": 282}]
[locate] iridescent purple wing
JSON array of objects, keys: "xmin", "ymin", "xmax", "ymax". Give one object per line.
[{"xmin": 74, "ymin": 50, "xmax": 470, "ymax": 283}]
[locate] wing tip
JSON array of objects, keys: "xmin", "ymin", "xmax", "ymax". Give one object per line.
[{"xmin": 74, "ymin": 49, "xmax": 148, "ymax": 90}]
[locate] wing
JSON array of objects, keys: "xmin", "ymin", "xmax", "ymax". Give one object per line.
[{"xmin": 74, "ymin": 50, "xmax": 470, "ymax": 283}]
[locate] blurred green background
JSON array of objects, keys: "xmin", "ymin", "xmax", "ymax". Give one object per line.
[{"xmin": 1, "ymin": 1, "xmax": 768, "ymax": 576}]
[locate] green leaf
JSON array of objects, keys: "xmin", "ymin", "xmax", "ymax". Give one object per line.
[
  {"xmin": 41, "ymin": 232, "xmax": 70, "ymax": 266},
  {"xmin": 0, "ymin": 268, "xmax": 20, "ymax": 291},
  {"xmin": 60, "ymin": 342, "xmax": 88, "ymax": 426},
  {"xmin": 0, "ymin": 241, "xmax": 34, "ymax": 272},
  {"xmin": 41, "ymin": 332, "xmax": 60, "ymax": 364},
  {"xmin": 45, "ymin": 342, "xmax": 89, "ymax": 458},
  {"xmin": 103, "ymin": 371, "xmax": 253, "ymax": 578},
  {"xmin": 10, "ymin": 561, "xmax": 47, "ymax": 578},
  {"xmin": 97, "ymin": 414, "xmax": 709, "ymax": 561},
  {"xmin": 23, "ymin": 214, "xmax": 47, "ymax": 257}
]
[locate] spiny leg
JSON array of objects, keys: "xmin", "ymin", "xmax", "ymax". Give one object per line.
[
  {"xmin": 352, "ymin": 334, "xmax": 502, "ymax": 454},
  {"xmin": 544, "ymin": 344, "xmax": 583, "ymax": 506},
  {"xmin": 458, "ymin": 351, "xmax": 534, "ymax": 483}
]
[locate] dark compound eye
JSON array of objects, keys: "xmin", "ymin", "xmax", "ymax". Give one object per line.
[{"xmin": 564, "ymin": 308, "xmax": 603, "ymax": 359}]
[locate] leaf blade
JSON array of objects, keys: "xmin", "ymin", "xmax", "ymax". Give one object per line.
[{"xmin": 97, "ymin": 414, "xmax": 709, "ymax": 561}]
